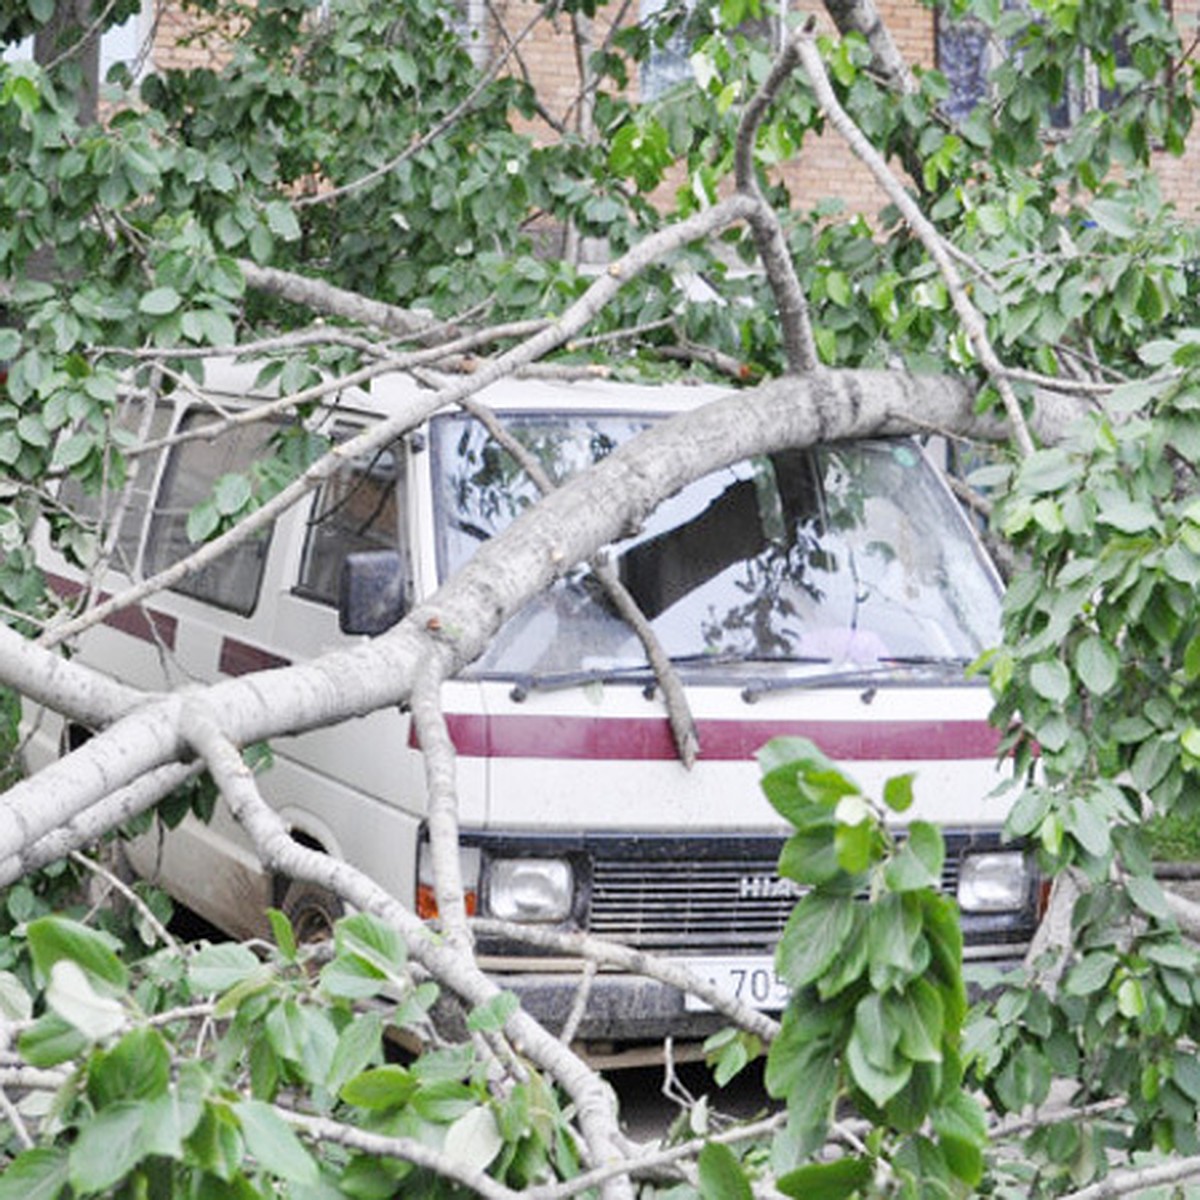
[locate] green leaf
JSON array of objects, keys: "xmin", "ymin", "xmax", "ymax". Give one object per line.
[
  {"xmin": 443, "ymin": 1106, "xmax": 504, "ymax": 1175},
  {"xmin": 186, "ymin": 499, "xmax": 219, "ymax": 544},
  {"xmin": 68, "ymin": 1101, "xmax": 148, "ymax": 1193},
  {"xmin": 883, "ymin": 773, "xmax": 915, "ymax": 813},
  {"xmin": 1017, "ymin": 448, "xmax": 1079, "ymax": 494},
  {"xmin": 267, "ymin": 908, "xmax": 297, "ymax": 961},
  {"xmin": 213, "ymin": 472, "xmax": 252, "ymax": 516},
  {"xmin": 1125, "ymin": 874, "xmax": 1172, "ymax": 920},
  {"xmin": 895, "ymin": 979, "xmax": 945, "ymax": 1064},
  {"xmin": 697, "ymin": 1142, "xmax": 753, "ymax": 1200},
  {"xmin": 847, "ymin": 1028, "xmax": 912, "ymax": 1107},
  {"xmin": 89, "ymin": 1027, "xmax": 171, "ymax": 1106},
  {"xmin": 1064, "ymin": 951, "xmax": 1118, "ymax": 996},
  {"xmin": 0, "ymin": 329, "xmax": 21, "ymax": 360},
  {"xmin": 885, "ymin": 823, "xmax": 944, "ymax": 892},
  {"xmin": 18, "ymin": 1012, "xmax": 89, "ymax": 1067},
  {"xmin": 777, "ymin": 1157, "xmax": 873, "ymax": 1200},
  {"xmin": 1089, "ymin": 198, "xmax": 1138, "ymax": 238},
  {"xmin": 189, "ymin": 943, "xmax": 262, "ymax": 992},
  {"xmin": 139, "ymin": 287, "xmax": 182, "ymax": 316},
  {"xmin": 1097, "ymin": 496, "xmax": 1158, "ymax": 534},
  {"xmin": 0, "ymin": 1148, "xmax": 69, "ymax": 1200},
  {"xmin": 0, "ymin": 970, "xmax": 32, "ymax": 1021},
  {"xmin": 265, "ymin": 201, "xmax": 301, "ymax": 241},
  {"xmin": 1074, "ymin": 635, "xmax": 1119, "ymax": 696},
  {"xmin": 340, "ymin": 1064, "xmax": 419, "ymax": 1110},
  {"xmin": 326, "ymin": 1011, "xmax": 384, "ymax": 1097},
  {"xmin": 235, "ymin": 1099, "xmax": 319, "ymax": 1185},
  {"xmin": 1065, "ymin": 796, "xmax": 1112, "ymax": 859},
  {"xmin": 853, "ymin": 993, "xmax": 900, "ymax": 1070},
  {"xmin": 778, "ymin": 827, "xmax": 839, "ymax": 885},
  {"xmin": 776, "ymin": 894, "xmax": 857, "ymax": 990},
  {"xmin": 16, "ymin": 414, "xmax": 50, "ymax": 447},
  {"xmin": 46, "ymin": 960, "xmax": 125, "ymax": 1040},
  {"xmin": 467, "ymin": 990, "xmax": 519, "ymax": 1032},
  {"xmin": 410, "ymin": 1079, "xmax": 477, "ymax": 1123},
  {"xmin": 1029, "ymin": 659, "xmax": 1071, "ymax": 704},
  {"xmin": 834, "ymin": 817, "xmax": 873, "ymax": 874}
]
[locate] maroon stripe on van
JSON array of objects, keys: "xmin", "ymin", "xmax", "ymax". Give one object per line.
[
  {"xmin": 430, "ymin": 713, "xmax": 1002, "ymax": 762},
  {"xmin": 44, "ymin": 571, "xmax": 178, "ymax": 650},
  {"xmin": 218, "ymin": 637, "xmax": 291, "ymax": 677}
]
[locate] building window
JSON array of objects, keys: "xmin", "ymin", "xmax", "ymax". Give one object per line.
[
  {"xmin": 639, "ymin": 0, "xmax": 788, "ymax": 102},
  {"xmin": 936, "ymin": 2, "xmax": 1173, "ymax": 130},
  {"xmin": 935, "ymin": 11, "xmax": 990, "ymax": 126}
]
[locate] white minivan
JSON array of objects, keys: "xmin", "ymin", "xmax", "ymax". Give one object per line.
[{"xmin": 27, "ymin": 361, "xmax": 1035, "ymax": 1043}]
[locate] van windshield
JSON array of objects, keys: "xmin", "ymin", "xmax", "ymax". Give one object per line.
[{"xmin": 430, "ymin": 412, "xmax": 1002, "ymax": 679}]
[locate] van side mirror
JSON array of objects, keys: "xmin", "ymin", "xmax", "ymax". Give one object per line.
[{"xmin": 338, "ymin": 550, "xmax": 408, "ymax": 635}]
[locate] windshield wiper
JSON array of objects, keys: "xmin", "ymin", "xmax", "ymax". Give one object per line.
[
  {"xmin": 508, "ymin": 653, "xmax": 831, "ymax": 702},
  {"xmin": 508, "ymin": 663, "xmax": 655, "ymax": 701},
  {"xmin": 740, "ymin": 655, "xmax": 972, "ymax": 703}
]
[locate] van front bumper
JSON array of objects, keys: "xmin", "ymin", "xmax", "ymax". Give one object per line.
[{"xmin": 480, "ymin": 946, "xmax": 1030, "ymax": 1046}]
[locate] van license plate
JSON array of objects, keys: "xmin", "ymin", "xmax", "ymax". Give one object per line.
[{"xmin": 680, "ymin": 956, "xmax": 789, "ymax": 1012}]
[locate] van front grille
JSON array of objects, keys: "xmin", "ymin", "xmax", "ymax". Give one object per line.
[{"xmin": 588, "ymin": 856, "xmax": 798, "ymax": 952}]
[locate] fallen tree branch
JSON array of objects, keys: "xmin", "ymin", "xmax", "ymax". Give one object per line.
[
  {"xmin": 1, "ymin": 369, "xmax": 1088, "ymax": 872},
  {"xmin": 793, "ymin": 30, "xmax": 1036, "ymax": 456},
  {"xmin": 177, "ymin": 700, "xmax": 635, "ymax": 1199}
]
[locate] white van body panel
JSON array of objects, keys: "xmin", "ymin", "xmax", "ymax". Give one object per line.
[{"xmin": 26, "ymin": 363, "xmax": 1027, "ymax": 1039}]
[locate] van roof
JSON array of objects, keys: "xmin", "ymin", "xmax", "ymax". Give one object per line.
[{"xmin": 199, "ymin": 357, "xmax": 735, "ymax": 420}]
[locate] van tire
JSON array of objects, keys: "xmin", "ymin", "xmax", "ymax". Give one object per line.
[{"xmin": 280, "ymin": 880, "xmax": 343, "ymax": 944}]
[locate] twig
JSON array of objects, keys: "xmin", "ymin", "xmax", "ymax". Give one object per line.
[
  {"xmin": 280, "ymin": 1107, "xmax": 520, "ymax": 1200},
  {"xmin": 410, "ymin": 650, "xmax": 473, "ymax": 953},
  {"xmin": 70, "ymin": 849, "xmax": 181, "ymax": 954},
  {"xmin": 559, "ymin": 961, "xmax": 597, "ymax": 1046},
  {"xmin": 1060, "ymin": 1154, "xmax": 1200, "ymax": 1199},
  {"xmin": 446, "ymin": 389, "xmax": 700, "ymax": 767},
  {"xmin": 0, "ymin": 1084, "xmax": 32, "ymax": 1149},
  {"xmin": 523, "ymin": 1112, "xmax": 787, "ymax": 1200},
  {"xmin": 469, "ymin": 918, "xmax": 779, "ymax": 1041}
]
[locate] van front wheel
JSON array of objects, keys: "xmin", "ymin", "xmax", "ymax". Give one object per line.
[{"xmin": 280, "ymin": 880, "xmax": 343, "ymax": 945}]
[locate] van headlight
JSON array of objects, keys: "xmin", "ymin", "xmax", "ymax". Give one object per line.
[
  {"xmin": 957, "ymin": 851, "xmax": 1032, "ymax": 913},
  {"xmin": 487, "ymin": 858, "xmax": 574, "ymax": 923}
]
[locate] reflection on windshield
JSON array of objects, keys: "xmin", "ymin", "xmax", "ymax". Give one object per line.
[{"xmin": 431, "ymin": 413, "xmax": 1002, "ymax": 679}]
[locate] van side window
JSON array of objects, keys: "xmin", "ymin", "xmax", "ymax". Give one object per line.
[
  {"xmin": 296, "ymin": 433, "xmax": 406, "ymax": 608},
  {"xmin": 58, "ymin": 402, "xmax": 174, "ymax": 573},
  {"xmin": 143, "ymin": 413, "xmax": 278, "ymax": 616}
]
